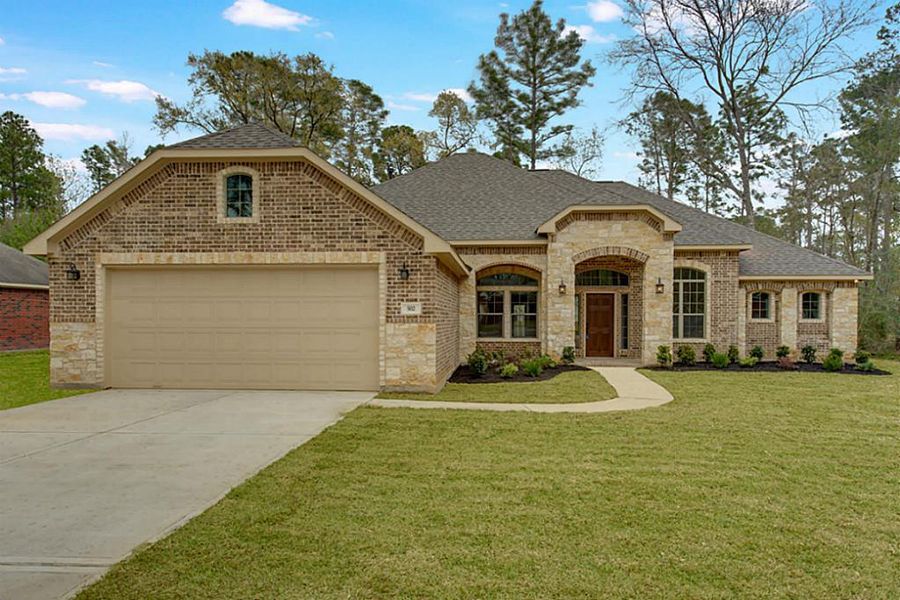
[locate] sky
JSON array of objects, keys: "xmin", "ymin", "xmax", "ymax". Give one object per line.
[{"xmin": 0, "ymin": 0, "xmax": 890, "ymax": 201}]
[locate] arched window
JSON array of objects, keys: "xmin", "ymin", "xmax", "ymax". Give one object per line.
[
  {"xmin": 476, "ymin": 269, "xmax": 540, "ymax": 339},
  {"xmin": 225, "ymin": 174, "xmax": 254, "ymax": 218},
  {"xmin": 751, "ymin": 291, "xmax": 771, "ymax": 320},
  {"xmin": 801, "ymin": 292, "xmax": 823, "ymax": 320},
  {"xmin": 673, "ymin": 267, "xmax": 706, "ymax": 339},
  {"xmin": 575, "ymin": 269, "xmax": 629, "ymax": 286}
]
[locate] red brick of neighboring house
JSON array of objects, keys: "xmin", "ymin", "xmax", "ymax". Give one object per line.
[
  {"xmin": 0, "ymin": 287, "xmax": 50, "ymax": 350},
  {"xmin": 1, "ymin": 242, "xmax": 50, "ymax": 351}
]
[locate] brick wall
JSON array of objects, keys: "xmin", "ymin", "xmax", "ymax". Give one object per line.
[
  {"xmin": 0, "ymin": 287, "xmax": 49, "ymax": 351},
  {"xmin": 475, "ymin": 340, "xmax": 542, "ymax": 361},
  {"xmin": 434, "ymin": 260, "xmax": 460, "ymax": 385},
  {"xmin": 673, "ymin": 250, "xmax": 741, "ymax": 356},
  {"xmin": 49, "ymin": 159, "xmax": 460, "ymax": 390}
]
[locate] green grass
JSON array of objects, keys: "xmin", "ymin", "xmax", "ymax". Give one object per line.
[
  {"xmin": 375, "ymin": 369, "xmax": 617, "ymax": 403},
  {"xmin": 0, "ymin": 350, "xmax": 94, "ymax": 411},
  {"xmin": 78, "ymin": 363, "xmax": 900, "ymax": 599}
]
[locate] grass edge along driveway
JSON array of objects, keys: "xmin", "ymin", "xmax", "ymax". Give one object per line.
[{"xmin": 0, "ymin": 350, "xmax": 94, "ymax": 411}]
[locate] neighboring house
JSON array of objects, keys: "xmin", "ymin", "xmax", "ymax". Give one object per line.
[
  {"xmin": 0, "ymin": 242, "xmax": 50, "ymax": 351},
  {"xmin": 24, "ymin": 124, "xmax": 870, "ymax": 392}
]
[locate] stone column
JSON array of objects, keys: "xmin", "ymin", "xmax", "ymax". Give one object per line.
[
  {"xmin": 545, "ymin": 237, "xmax": 576, "ymax": 355},
  {"xmin": 830, "ymin": 286, "xmax": 858, "ymax": 352},
  {"xmin": 780, "ymin": 287, "xmax": 798, "ymax": 349},
  {"xmin": 458, "ymin": 271, "xmax": 477, "ymax": 362},
  {"xmin": 642, "ymin": 246, "xmax": 673, "ymax": 365}
]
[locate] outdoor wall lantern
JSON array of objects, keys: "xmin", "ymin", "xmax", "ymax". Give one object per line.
[
  {"xmin": 655, "ymin": 278, "xmax": 665, "ymax": 294},
  {"xmin": 65, "ymin": 263, "xmax": 81, "ymax": 281},
  {"xmin": 558, "ymin": 280, "xmax": 567, "ymax": 295},
  {"xmin": 398, "ymin": 263, "xmax": 411, "ymax": 281}
]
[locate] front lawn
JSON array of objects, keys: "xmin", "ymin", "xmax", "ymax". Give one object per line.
[
  {"xmin": 78, "ymin": 362, "xmax": 900, "ymax": 599},
  {"xmin": 375, "ymin": 369, "xmax": 617, "ymax": 403},
  {"xmin": 0, "ymin": 350, "xmax": 94, "ymax": 411}
]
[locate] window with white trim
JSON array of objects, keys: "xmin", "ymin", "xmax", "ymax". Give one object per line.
[
  {"xmin": 751, "ymin": 291, "xmax": 771, "ymax": 320},
  {"xmin": 673, "ymin": 267, "xmax": 706, "ymax": 339},
  {"xmin": 476, "ymin": 271, "xmax": 539, "ymax": 339},
  {"xmin": 801, "ymin": 292, "xmax": 822, "ymax": 320}
]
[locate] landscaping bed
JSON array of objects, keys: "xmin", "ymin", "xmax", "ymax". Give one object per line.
[
  {"xmin": 648, "ymin": 361, "xmax": 892, "ymax": 375},
  {"xmin": 449, "ymin": 363, "xmax": 589, "ymax": 383}
]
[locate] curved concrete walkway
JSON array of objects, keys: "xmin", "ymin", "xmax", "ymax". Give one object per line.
[{"xmin": 370, "ymin": 366, "xmax": 673, "ymax": 413}]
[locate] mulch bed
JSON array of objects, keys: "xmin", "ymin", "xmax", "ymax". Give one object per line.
[
  {"xmin": 648, "ymin": 362, "xmax": 892, "ymax": 376},
  {"xmin": 449, "ymin": 364, "xmax": 590, "ymax": 384}
]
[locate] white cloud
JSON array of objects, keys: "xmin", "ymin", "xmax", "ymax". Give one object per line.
[
  {"xmin": 387, "ymin": 101, "xmax": 420, "ymax": 112},
  {"xmin": 315, "ymin": 31, "xmax": 334, "ymax": 40},
  {"xmin": 563, "ymin": 24, "xmax": 616, "ymax": 44},
  {"xmin": 402, "ymin": 88, "xmax": 473, "ymax": 103},
  {"xmin": 68, "ymin": 79, "xmax": 160, "ymax": 102},
  {"xmin": 0, "ymin": 67, "xmax": 27, "ymax": 75},
  {"xmin": 92, "ymin": 60, "xmax": 114, "ymax": 68},
  {"xmin": 26, "ymin": 91, "xmax": 86, "ymax": 109},
  {"xmin": 612, "ymin": 150, "xmax": 640, "ymax": 162},
  {"xmin": 32, "ymin": 123, "xmax": 114, "ymax": 141},
  {"xmin": 587, "ymin": 0, "xmax": 624, "ymax": 22},
  {"xmin": 0, "ymin": 37, "xmax": 5, "ymax": 45},
  {"xmin": 222, "ymin": 0, "xmax": 314, "ymax": 30}
]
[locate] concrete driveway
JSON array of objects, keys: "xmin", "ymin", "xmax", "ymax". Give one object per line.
[{"xmin": 0, "ymin": 389, "xmax": 371, "ymax": 600}]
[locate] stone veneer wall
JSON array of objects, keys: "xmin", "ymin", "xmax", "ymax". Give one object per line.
[
  {"xmin": 573, "ymin": 256, "xmax": 643, "ymax": 359},
  {"xmin": 546, "ymin": 214, "xmax": 673, "ymax": 365},
  {"xmin": 49, "ymin": 159, "xmax": 454, "ymax": 391},
  {"xmin": 454, "ymin": 246, "xmax": 548, "ymax": 363},
  {"xmin": 433, "ymin": 260, "xmax": 460, "ymax": 387}
]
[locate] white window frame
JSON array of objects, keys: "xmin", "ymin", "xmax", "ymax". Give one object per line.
[
  {"xmin": 216, "ymin": 166, "xmax": 261, "ymax": 224},
  {"xmin": 799, "ymin": 291, "xmax": 826, "ymax": 323},
  {"xmin": 476, "ymin": 275, "xmax": 540, "ymax": 341},
  {"xmin": 673, "ymin": 267, "xmax": 707, "ymax": 341}
]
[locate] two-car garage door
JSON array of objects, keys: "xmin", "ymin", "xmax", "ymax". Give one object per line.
[{"xmin": 105, "ymin": 266, "xmax": 379, "ymax": 390}]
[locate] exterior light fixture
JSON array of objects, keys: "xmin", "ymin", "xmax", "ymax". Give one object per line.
[
  {"xmin": 558, "ymin": 280, "xmax": 567, "ymax": 295},
  {"xmin": 655, "ymin": 278, "xmax": 665, "ymax": 294},
  {"xmin": 65, "ymin": 263, "xmax": 81, "ymax": 281},
  {"xmin": 398, "ymin": 263, "xmax": 410, "ymax": 281}
]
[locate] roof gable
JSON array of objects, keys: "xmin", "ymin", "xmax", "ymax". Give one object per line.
[{"xmin": 167, "ymin": 123, "xmax": 300, "ymax": 149}]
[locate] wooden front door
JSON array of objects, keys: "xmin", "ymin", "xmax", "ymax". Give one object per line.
[{"xmin": 586, "ymin": 294, "xmax": 615, "ymax": 357}]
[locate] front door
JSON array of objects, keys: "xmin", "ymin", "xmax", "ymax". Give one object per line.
[{"xmin": 586, "ymin": 294, "xmax": 615, "ymax": 357}]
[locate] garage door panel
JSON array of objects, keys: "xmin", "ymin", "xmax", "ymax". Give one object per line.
[{"xmin": 106, "ymin": 266, "xmax": 379, "ymax": 390}]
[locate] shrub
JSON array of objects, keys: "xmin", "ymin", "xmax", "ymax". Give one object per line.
[
  {"xmin": 675, "ymin": 345, "xmax": 696, "ymax": 366},
  {"xmin": 801, "ymin": 345, "xmax": 817, "ymax": 364},
  {"xmin": 829, "ymin": 348, "xmax": 844, "ymax": 359},
  {"xmin": 486, "ymin": 351, "xmax": 504, "ymax": 369},
  {"xmin": 739, "ymin": 356, "xmax": 758, "ymax": 368},
  {"xmin": 854, "ymin": 350, "xmax": 871, "ymax": 365},
  {"xmin": 727, "ymin": 345, "xmax": 740, "ymax": 364},
  {"xmin": 822, "ymin": 352, "xmax": 843, "ymax": 372},
  {"xmin": 777, "ymin": 355, "xmax": 796, "ymax": 370},
  {"xmin": 702, "ymin": 343, "xmax": 716, "ymax": 363},
  {"xmin": 656, "ymin": 345, "xmax": 672, "ymax": 368},
  {"xmin": 711, "ymin": 352, "xmax": 729, "ymax": 369},
  {"xmin": 561, "ymin": 346, "xmax": 576, "ymax": 364},
  {"xmin": 776, "ymin": 345, "xmax": 791, "ymax": 359},
  {"xmin": 536, "ymin": 354, "xmax": 557, "ymax": 370},
  {"xmin": 521, "ymin": 358, "xmax": 543, "ymax": 377},
  {"xmin": 856, "ymin": 360, "xmax": 875, "ymax": 372},
  {"xmin": 466, "ymin": 349, "xmax": 489, "ymax": 376},
  {"xmin": 500, "ymin": 363, "xmax": 519, "ymax": 378},
  {"xmin": 749, "ymin": 345, "xmax": 764, "ymax": 360}
]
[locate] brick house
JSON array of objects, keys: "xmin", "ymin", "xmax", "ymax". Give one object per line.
[
  {"xmin": 1, "ymin": 242, "xmax": 50, "ymax": 351},
  {"xmin": 24, "ymin": 124, "xmax": 870, "ymax": 392}
]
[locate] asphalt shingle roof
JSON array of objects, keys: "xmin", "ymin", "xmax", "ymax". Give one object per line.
[
  {"xmin": 0, "ymin": 242, "xmax": 48, "ymax": 287},
  {"xmin": 372, "ymin": 152, "xmax": 868, "ymax": 278},
  {"xmin": 168, "ymin": 123, "xmax": 300, "ymax": 149}
]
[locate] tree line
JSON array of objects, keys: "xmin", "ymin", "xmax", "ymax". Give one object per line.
[{"xmin": 0, "ymin": 0, "xmax": 894, "ymax": 350}]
